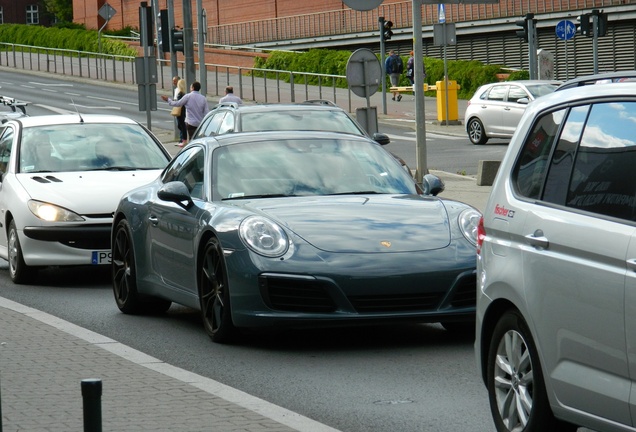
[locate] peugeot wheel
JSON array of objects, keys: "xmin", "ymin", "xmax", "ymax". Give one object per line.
[
  {"xmin": 199, "ymin": 237, "xmax": 236, "ymax": 343},
  {"xmin": 8, "ymin": 220, "xmax": 34, "ymax": 284}
]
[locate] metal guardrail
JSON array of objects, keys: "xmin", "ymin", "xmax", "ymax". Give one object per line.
[{"xmin": 0, "ymin": 43, "xmax": 355, "ymax": 111}]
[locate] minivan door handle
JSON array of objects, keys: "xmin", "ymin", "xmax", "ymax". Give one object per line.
[
  {"xmin": 525, "ymin": 229, "xmax": 549, "ymax": 250},
  {"xmin": 626, "ymin": 259, "xmax": 636, "ymax": 272}
]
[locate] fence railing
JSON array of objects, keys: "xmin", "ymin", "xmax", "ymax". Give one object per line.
[
  {"xmin": 0, "ymin": 43, "xmax": 354, "ymax": 111},
  {"xmin": 206, "ymin": 0, "xmax": 625, "ymax": 46}
]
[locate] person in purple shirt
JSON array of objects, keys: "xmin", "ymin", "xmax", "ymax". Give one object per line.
[{"xmin": 162, "ymin": 81, "xmax": 209, "ymax": 146}]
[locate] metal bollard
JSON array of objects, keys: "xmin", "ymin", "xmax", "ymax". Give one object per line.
[{"xmin": 81, "ymin": 378, "xmax": 102, "ymax": 432}]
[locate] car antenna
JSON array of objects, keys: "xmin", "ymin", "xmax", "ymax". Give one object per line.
[{"xmin": 70, "ymin": 98, "xmax": 84, "ymax": 123}]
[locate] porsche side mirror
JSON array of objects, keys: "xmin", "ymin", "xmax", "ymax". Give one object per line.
[
  {"xmin": 158, "ymin": 181, "xmax": 194, "ymax": 209},
  {"xmin": 421, "ymin": 173, "xmax": 445, "ymax": 196},
  {"xmin": 373, "ymin": 132, "xmax": 391, "ymax": 146}
]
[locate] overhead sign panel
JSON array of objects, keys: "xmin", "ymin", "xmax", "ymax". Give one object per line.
[
  {"xmin": 421, "ymin": 0, "xmax": 500, "ymax": 4},
  {"xmin": 342, "ymin": 0, "xmax": 384, "ymax": 11}
]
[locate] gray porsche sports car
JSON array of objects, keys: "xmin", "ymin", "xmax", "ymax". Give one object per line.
[{"xmin": 111, "ymin": 131, "xmax": 480, "ymax": 343}]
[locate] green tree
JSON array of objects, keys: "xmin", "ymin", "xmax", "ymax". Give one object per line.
[{"xmin": 44, "ymin": 0, "xmax": 73, "ymax": 23}]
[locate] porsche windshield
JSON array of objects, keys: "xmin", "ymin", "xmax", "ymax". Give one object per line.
[{"xmin": 213, "ymin": 137, "xmax": 417, "ymax": 199}]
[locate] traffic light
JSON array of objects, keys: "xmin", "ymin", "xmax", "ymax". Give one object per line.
[
  {"xmin": 577, "ymin": 13, "xmax": 591, "ymax": 37},
  {"xmin": 383, "ymin": 19, "xmax": 393, "ymax": 42},
  {"xmin": 171, "ymin": 28, "xmax": 184, "ymax": 53},
  {"xmin": 515, "ymin": 18, "xmax": 528, "ymax": 42},
  {"xmin": 160, "ymin": 10, "xmax": 170, "ymax": 53},
  {"xmin": 596, "ymin": 10, "xmax": 608, "ymax": 37}
]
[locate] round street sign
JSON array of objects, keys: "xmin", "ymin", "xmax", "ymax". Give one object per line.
[
  {"xmin": 346, "ymin": 49, "xmax": 381, "ymax": 98},
  {"xmin": 556, "ymin": 20, "xmax": 576, "ymax": 41},
  {"xmin": 342, "ymin": 0, "xmax": 384, "ymax": 11}
]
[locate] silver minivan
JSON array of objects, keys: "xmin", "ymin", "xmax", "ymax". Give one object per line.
[{"xmin": 476, "ymin": 78, "xmax": 636, "ymax": 432}]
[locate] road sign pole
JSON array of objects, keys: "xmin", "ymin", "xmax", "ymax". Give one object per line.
[{"xmin": 413, "ymin": 0, "xmax": 427, "ymax": 181}]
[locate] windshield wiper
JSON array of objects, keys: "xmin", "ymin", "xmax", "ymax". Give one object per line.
[
  {"xmin": 88, "ymin": 166, "xmax": 140, "ymax": 171},
  {"xmin": 326, "ymin": 190, "xmax": 382, "ymax": 196},
  {"xmin": 222, "ymin": 193, "xmax": 290, "ymax": 200}
]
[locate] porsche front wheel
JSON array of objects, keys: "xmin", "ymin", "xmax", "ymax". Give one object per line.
[{"xmin": 199, "ymin": 237, "xmax": 236, "ymax": 343}]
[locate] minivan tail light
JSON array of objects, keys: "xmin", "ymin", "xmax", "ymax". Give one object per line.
[{"xmin": 476, "ymin": 216, "xmax": 486, "ymax": 254}]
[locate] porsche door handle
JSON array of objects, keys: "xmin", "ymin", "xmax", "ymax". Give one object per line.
[
  {"xmin": 524, "ymin": 229, "xmax": 549, "ymax": 250},
  {"xmin": 148, "ymin": 215, "xmax": 159, "ymax": 226}
]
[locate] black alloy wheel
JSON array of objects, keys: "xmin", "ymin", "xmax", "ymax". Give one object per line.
[
  {"xmin": 112, "ymin": 219, "xmax": 171, "ymax": 314},
  {"xmin": 199, "ymin": 237, "xmax": 236, "ymax": 343}
]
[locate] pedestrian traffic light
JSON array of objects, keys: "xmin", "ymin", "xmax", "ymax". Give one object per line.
[
  {"xmin": 383, "ymin": 19, "xmax": 393, "ymax": 42},
  {"xmin": 171, "ymin": 28, "xmax": 184, "ymax": 53},
  {"xmin": 577, "ymin": 13, "xmax": 591, "ymax": 37},
  {"xmin": 515, "ymin": 18, "xmax": 528, "ymax": 42}
]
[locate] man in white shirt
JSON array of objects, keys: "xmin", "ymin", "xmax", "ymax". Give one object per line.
[{"xmin": 219, "ymin": 86, "xmax": 243, "ymax": 104}]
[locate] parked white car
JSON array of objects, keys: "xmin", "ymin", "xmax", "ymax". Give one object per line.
[
  {"xmin": 476, "ymin": 77, "xmax": 636, "ymax": 431},
  {"xmin": 464, "ymin": 80, "xmax": 560, "ymax": 145},
  {"xmin": 0, "ymin": 114, "xmax": 171, "ymax": 283}
]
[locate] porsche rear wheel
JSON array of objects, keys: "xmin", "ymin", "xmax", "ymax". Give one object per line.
[
  {"xmin": 112, "ymin": 219, "xmax": 171, "ymax": 314},
  {"xmin": 200, "ymin": 237, "xmax": 236, "ymax": 343},
  {"xmin": 8, "ymin": 220, "xmax": 34, "ymax": 284}
]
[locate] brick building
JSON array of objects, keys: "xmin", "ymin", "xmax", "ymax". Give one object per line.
[
  {"xmin": 73, "ymin": 0, "xmax": 397, "ymax": 31},
  {"xmin": 0, "ymin": 0, "xmax": 54, "ymax": 26}
]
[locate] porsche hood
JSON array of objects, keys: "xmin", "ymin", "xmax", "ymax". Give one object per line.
[{"xmin": 245, "ymin": 195, "xmax": 452, "ymax": 253}]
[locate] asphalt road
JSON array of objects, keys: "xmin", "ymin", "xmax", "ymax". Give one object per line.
[
  {"xmin": 0, "ymin": 68, "xmax": 501, "ymax": 431},
  {"xmin": 0, "ymin": 68, "xmax": 508, "ymax": 176}
]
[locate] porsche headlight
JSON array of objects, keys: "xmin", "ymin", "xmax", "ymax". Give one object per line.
[
  {"xmin": 239, "ymin": 215, "xmax": 289, "ymax": 257},
  {"xmin": 458, "ymin": 208, "xmax": 482, "ymax": 246},
  {"xmin": 28, "ymin": 200, "xmax": 84, "ymax": 222}
]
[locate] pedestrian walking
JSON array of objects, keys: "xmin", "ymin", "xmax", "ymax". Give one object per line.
[
  {"xmin": 385, "ymin": 50, "xmax": 404, "ymax": 102},
  {"xmin": 219, "ymin": 86, "xmax": 243, "ymax": 104},
  {"xmin": 162, "ymin": 81, "xmax": 209, "ymax": 146}
]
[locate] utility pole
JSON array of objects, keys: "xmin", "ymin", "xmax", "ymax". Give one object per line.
[{"xmin": 182, "ymin": 0, "xmax": 196, "ymax": 87}]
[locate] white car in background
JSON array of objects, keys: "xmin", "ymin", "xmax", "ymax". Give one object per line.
[
  {"xmin": 464, "ymin": 80, "xmax": 560, "ymax": 145},
  {"xmin": 0, "ymin": 114, "xmax": 172, "ymax": 283}
]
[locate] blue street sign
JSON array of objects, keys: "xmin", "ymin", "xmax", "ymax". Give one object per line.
[
  {"xmin": 556, "ymin": 20, "xmax": 576, "ymax": 41},
  {"xmin": 438, "ymin": 4, "xmax": 446, "ymax": 23}
]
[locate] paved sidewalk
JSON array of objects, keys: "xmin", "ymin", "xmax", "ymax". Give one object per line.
[{"xmin": 0, "ymin": 296, "xmax": 340, "ymax": 432}]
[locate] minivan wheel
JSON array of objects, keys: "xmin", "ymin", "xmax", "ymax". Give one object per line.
[
  {"xmin": 487, "ymin": 311, "xmax": 577, "ymax": 432},
  {"xmin": 467, "ymin": 118, "xmax": 488, "ymax": 145}
]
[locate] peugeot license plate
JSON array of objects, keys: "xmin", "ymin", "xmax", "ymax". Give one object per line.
[{"xmin": 91, "ymin": 251, "xmax": 112, "ymax": 265}]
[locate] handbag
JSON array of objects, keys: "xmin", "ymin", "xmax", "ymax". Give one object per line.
[{"xmin": 171, "ymin": 106, "xmax": 182, "ymax": 116}]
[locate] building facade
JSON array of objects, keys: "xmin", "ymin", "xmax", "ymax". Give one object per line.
[
  {"xmin": 0, "ymin": 0, "xmax": 54, "ymax": 26},
  {"xmin": 71, "ymin": 0, "xmax": 636, "ymax": 80}
]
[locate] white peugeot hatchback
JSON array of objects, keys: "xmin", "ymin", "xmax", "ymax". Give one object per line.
[
  {"xmin": 476, "ymin": 78, "xmax": 636, "ymax": 431},
  {"xmin": 0, "ymin": 114, "xmax": 171, "ymax": 283}
]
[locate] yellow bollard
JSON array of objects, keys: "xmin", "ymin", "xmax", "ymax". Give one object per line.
[{"xmin": 436, "ymin": 79, "xmax": 461, "ymax": 124}]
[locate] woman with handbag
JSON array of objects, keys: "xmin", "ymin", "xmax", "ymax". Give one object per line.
[{"xmin": 173, "ymin": 79, "xmax": 187, "ymax": 146}]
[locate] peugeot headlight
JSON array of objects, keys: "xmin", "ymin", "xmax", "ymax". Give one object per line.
[
  {"xmin": 239, "ymin": 215, "xmax": 289, "ymax": 257},
  {"xmin": 458, "ymin": 208, "xmax": 482, "ymax": 246},
  {"xmin": 28, "ymin": 200, "xmax": 84, "ymax": 222}
]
